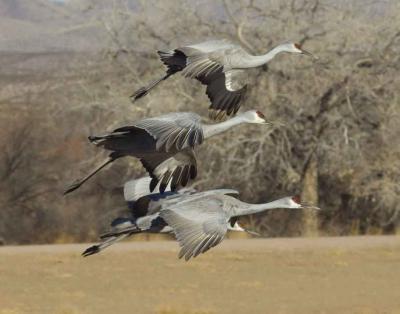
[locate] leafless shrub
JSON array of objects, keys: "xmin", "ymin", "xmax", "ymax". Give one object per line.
[{"xmin": 0, "ymin": 0, "xmax": 399, "ymax": 243}]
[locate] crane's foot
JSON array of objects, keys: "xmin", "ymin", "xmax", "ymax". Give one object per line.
[
  {"xmin": 130, "ymin": 87, "xmax": 148, "ymax": 103},
  {"xmin": 82, "ymin": 245, "xmax": 100, "ymax": 257},
  {"xmin": 63, "ymin": 180, "xmax": 82, "ymax": 195}
]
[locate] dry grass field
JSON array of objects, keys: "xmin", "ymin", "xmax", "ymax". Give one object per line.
[{"xmin": 1, "ymin": 236, "xmax": 400, "ymax": 314}]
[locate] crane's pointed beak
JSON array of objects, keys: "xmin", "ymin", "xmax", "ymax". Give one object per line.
[
  {"xmin": 245, "ymin": 229, "xmax": 261, "ymax": 237},
  {"xmin": 263, "ymin": 120, "xmax": 285, "ymax": 127},
  {"xmin": 301, "ymin": 49, "xmax": 318, "ymax": 60},
  {"xmin": 271, "ymin": 120, "xmax": 286, "ymax": 127},
  {"xmin": 300, "ymin": 202, "xmax": 320, "ymax": 210}
]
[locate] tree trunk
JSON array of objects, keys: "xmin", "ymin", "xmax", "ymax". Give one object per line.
[{"xmin": 301, "ymin": 153, "xmax": 319, "ymax": 236}]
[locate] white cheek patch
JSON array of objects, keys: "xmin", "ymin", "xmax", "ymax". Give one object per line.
[
  {"xmin": 290, "ymin": 199, "xmax": 301, "ymax": 208},
  {"xmin": 256, "ymin": 116, "xmax": 265, "ymax": 123}
]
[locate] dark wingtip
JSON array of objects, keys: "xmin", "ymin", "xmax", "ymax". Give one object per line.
[
  {"xmin": 190, "ymin": 165, "xmax": 197, "ymax": 179},
  {"xmin": 160, "ymin": 182, "xmax": 167, "ymax": 194},
  {"xmin": 170, "ymin": 182, "xmax": 177, "ymax": 192},
  {"xmin": 149, "ymin": 178, "xmax": 158, "ymax": 193},
  {"xmin": 82, "ymin": 245, "xmax": 100, "ymax": 257}
]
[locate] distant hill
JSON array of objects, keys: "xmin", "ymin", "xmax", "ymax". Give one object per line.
[
  {"xmin": 0, "ymin": 0, "xmax": 390, "ymax": 53},
  {"xmin": 0, "ymin": 0, "xmax": 109, "ymax": 52}
]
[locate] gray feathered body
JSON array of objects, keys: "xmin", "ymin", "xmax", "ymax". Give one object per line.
[
  {"xmin": 85, "ymin": 111, "xmax": 248, "ymax": 194},
  {"xmin": 132, "ymin": 39, "xmax": 253, "ymax": 119},
  {"xmin": 82, "ymin": 185, "xmax": 240, "ymax": 257},
  {"xmin": 66, "ymin": 108, "xmax": 252, "ymax": 196},
  {"xmin": 90, "ymin": 112, "xmax": 204, "ymax": 157},
  {"xmin": 132, "ymin": 39, "xmax": 307, "ymax": 119},
  {"xmin": 165, "ymin": 40, "xmax": 251, "ymax": 119},
  {"xmin": 88, "ymin": 112, "xmax": 205, "ymax": 192}
]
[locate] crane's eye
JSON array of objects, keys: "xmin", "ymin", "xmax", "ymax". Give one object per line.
[
  {"xmin": 256, "ymin": 111, "xmax": 265, "ymax": 119},
  {"xmin": 291, "ymin": 195, "xmax": 301, "ymax": 204},
  {"xmin": 294, "ymin": 43, "xmax": 302, "ymax": 50}
]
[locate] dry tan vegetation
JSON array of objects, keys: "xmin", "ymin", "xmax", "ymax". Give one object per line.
[
  {"xmin": 0, "ymin": 0, "xmax": 400, "ymax": 244},
  {"xmin": 1, "ymin": 237, "xmax": 400, "ymax": 314}
]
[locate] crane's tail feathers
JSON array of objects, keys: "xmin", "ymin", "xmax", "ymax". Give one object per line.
[
  {"xmin": 130, "ymin": 49, "xmax": 187, "ymax": 103},
  {"xmin": 88, "ymin": 135, "xmax": 105, "ymax": 144},
  {"xmin": 158, "ymin": 50, "xmax": 186, "ymax": 73},
  {"xmin": 158, "ymin": 50, "xmax": 174, "ymax": 63},
  {"xmin": 87, "ymin": 135, "xmax": 114, "ymax": 147},
  {"xmin": 130, "ymin": 73, "xmax": 172, "ymax": 103},
  {"xmin": 88, "ymin": 135, "xmax": 127, "ymax": 148},
  {"xmin": 63, "ymin": 157, "xmax": 116, "ymax": 195}
]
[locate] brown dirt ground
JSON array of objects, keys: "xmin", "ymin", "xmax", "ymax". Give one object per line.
[{"xmin": 1, "ymin": 236, "xmax": 400, "ymax": 314}]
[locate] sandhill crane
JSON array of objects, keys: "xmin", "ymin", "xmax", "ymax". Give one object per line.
[
  {"xmin": 82, "ymin": 216, "xmax": 250, "ymax": 257},
  {"xmin": 86, "ymin": 190, "xmax": 318, "ymax": 260},
  {"xmin": 82, "ymin": 177, "xmax": 254, "ymax": 256},
  {"xmin": 161, "ymin": 192, "xmax": 318, "ymax": 260},
  {"xmin": 131, "ymin": 40, "xmax": 316, "ymax": 120},
  {"xmin": 64, "ymin": 110, "xmax": 268, "ymax": 195},
  {"xmin": 123, "ymin": 177, "xmax": 259, "ymax": 236}
]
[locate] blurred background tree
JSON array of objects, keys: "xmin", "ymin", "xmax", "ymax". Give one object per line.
[{"xmin": 0, "ymin": 0, "xmax": 399, "ymax": 244}]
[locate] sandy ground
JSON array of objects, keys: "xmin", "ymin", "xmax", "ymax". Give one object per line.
[{"xmin": 1, "ymin": 236, "xmax": 400, "ymax": 314}]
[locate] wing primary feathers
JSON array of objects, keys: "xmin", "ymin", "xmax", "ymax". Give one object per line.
[
  {"xmin": 160, "ymin": 171, "xmax": 172, "ymax": 193},
  {"xmin": 189, "ymin": 164, "xmax": 197, "ymax": 179},
  {"xmin": 180, "ymin": 166, "xmax": 190, "ymax": 187},
  {"xmin": 149, "ymin": 177, "xmax": 159, "ymax": 192}
]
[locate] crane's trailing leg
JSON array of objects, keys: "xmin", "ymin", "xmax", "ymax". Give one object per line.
[
  {"xmin": 82, "ymin": 233, "xmax": 130, "ymax": 257},
  {"xmin": 82, "ymin": 218, "xmax": 143, "ymax": 256},
  {"xmin": 130, "ymin": 50, "xmax": 187, "ymax": 103},
  {"xmin": 130, "ymin": 72, "xmax": 173, "ymax": 102},
  {"xmin": 63, "ymin": 155, "xmax": 118, "ymax": 195},
  {"xmin": 99, "ymin": 225, "xmax": 141, "ymax": 239}
]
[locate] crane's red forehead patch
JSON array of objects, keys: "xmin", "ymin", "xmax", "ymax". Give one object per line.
[
  {"xmin": 256, "ymin": 110, "xmax": 265, "ymax": 119},
  {"xmin": 292, "ymin": 195, "xmax": 301, "ymax": 204},
  {"xmin": 294, "ymin": 43, "xmax": 302, "ymax": 49}
]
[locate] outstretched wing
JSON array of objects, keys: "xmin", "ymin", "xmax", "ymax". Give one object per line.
[
  {"xmin": 198, "ymin": 69, "xmax": 248, "ymax": 119},
  {"xmin": 123, "ymin": 176, "xmax": 196, "ymax": 202},
  {"xmin": 124, "ymin": 176, "xmax": 198, "ymax": 218},
  {"xmin": 140, "ymin": 150, "xmax": 197, "ymax": 193},
  {"xmin": 155, "ymin": 189, "xmax": 239, "ymax": 213},
  {"xmin": 160, "ymin": 195, "xmax": 229, "ymax": 261},
  {"xmin": 176, "ymin": 41, "xmax": 248, "ymax": 119},
  {"xmin": 178, "ymin": 40, "xmax": 235, "ymax": 79},
  {"xmin": 183, "ymin": 39, "xmax": 237, "ymax": 53},
  {"xmin": 114, "ymin": 112, "xmax": 204, "ymax": 153},
  {"xmin": 177, "ymin": 40, "xmax": 235, "ymax": 82}
]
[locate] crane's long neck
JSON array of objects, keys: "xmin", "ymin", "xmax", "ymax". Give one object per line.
[
  {"xmin": 242, "ymin": 45, "xmax": 286, "ymax": 68},
  {"xmin": 231, "ymin": 199, "xmax": 289, "ymax": 217},
  {"xmin": 203, "ymin": 115, "xmax": 246, "ymax": 139}
]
